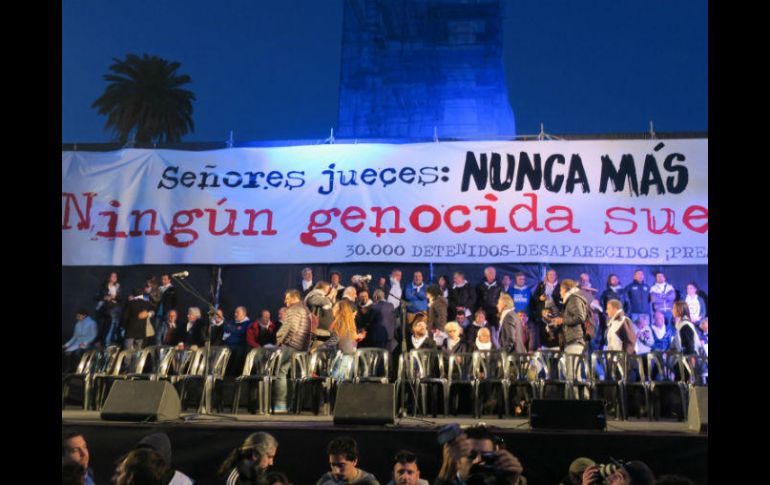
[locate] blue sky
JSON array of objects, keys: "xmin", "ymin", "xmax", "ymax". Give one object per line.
[{"xmin": 62, "ymin": 0, "xmax": 707, "ymax": 143}]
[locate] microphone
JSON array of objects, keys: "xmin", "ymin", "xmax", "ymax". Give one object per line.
[{"xmin": 172, "ymin": 271, "xmax": 189, "ymax": 278}]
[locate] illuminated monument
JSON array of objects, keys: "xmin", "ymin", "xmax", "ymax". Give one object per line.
[{"xmin": 337, "ymin": 0, "xmax": 516, "ymax": 140}]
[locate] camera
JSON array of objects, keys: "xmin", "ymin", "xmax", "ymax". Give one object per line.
[
  {"xmin": 467, "ymin": 453, "xmax": 515, "ymax": 485},
  {"xmin": 584, "ymin": 463, "xmax": 620, "ymax": 484},
  {"xmin": 351, "ymin": 274, "xmax": 372, "ymax": 283}
]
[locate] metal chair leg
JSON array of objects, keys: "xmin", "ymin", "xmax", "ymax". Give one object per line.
[
  {"xmin": 502, "ymin": 384, "xmax": 510, "ymax": 418},
  {"xmin": 420, "ymin": 383, "xmax": 428, "ymax": 417},
  {"xmin": 294, "ymin": 381, "xmax": 303, "ymax": 414},
  {"xmin": 443, "ymin": 384, "xmax": 449, "ymax": 418},
  {"xmin": 618, "ymin": 384, "xmax": 627, "ymax": 421},
  {"xmin": 83, "ymin": 376, "xmax": 93, "ymax": 410},
  {"xmin": 232, "ymin": 381, "xmax": 241, "ymax": 414}
]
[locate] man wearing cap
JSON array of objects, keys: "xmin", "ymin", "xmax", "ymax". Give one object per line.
[{"xmin": 135, "ymin": 432, "xmax": 194, "ymax": 485}]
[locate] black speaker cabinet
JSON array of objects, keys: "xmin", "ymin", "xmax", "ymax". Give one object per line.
[
  {"xmin": 100, "ymin": 380, "xmax": 181, "ymax": 422},
  {"xmin": 687, "ymin": 387, "xmax": 708, "ymax": 433},
  {"xmin": 333, "ymin": 382, "xmax": 395, "ymax": 425},
  {"xmin": 529, "ymin": 399, "xmax": 606, "ymax": 430}
]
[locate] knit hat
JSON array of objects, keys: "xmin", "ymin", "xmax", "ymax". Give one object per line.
[
  {"xmin": 623, "ymin": 461, "xmax": 655, "ymax": 485},
  {"xmin": 610, "ymin": 458, "xmax": 655, "ymax": 485},
  {"xmin": 136, "ymin": 432, "xmax": 172, "ymax": 465}
]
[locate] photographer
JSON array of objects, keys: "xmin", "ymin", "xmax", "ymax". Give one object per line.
[
  {"xmin": 434, "ymin": 424, "xmax": 526, "ymax": 485},
  {"xmin": 581, "ymin": 459, "xmax": 655, "ymax": 485}
]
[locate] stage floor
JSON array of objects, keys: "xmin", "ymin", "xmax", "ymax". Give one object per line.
[{"xmin": 63, "ymin": 410, "xmax": 694, "ymax": 433}]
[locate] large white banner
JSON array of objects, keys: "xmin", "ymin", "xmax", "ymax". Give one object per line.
[{"xmin": 62, "ymin": 139, "xmax": 708, "ymax": 265}]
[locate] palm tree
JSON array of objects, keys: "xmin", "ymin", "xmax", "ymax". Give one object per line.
[{"xmin": 92, "ymin": 53, "xmax": 195, "ymax": 144}]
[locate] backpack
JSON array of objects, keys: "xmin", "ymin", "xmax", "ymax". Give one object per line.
[{"xmin": 581, "ymin": 300, "xmax": 596, "ymax": 342}]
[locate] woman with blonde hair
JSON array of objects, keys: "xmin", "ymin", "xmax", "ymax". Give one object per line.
[
  {"xmin": 322, "ymin": 301, "xmax": 365, "ymax": 379},
  {"xmin": 441, "ymin": 321, "xmax": 467, "ymax": 354}
]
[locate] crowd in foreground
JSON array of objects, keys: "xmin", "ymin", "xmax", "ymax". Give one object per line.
[{"xmin": 62, "ymin": 426, "xmax": 700, "ymax": 485}]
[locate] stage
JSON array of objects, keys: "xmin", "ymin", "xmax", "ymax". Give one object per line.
[{"xmin": 62, "ymin": 410, "xmax": 707, "ymax": 484}]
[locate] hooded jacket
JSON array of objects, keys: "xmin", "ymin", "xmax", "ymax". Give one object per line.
[
  {"xmin": 136, "ymin": 432, "xmax": 194, "ymax": 485},
  {"xmin": 561, "ymin": 288, "xmax": 588, "ymax": 346},
  {"xmin": 304, "ymin": 289, "xmax": 334, "ymax": 331}
]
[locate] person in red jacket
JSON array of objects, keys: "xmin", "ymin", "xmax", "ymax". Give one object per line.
[{"xmin": 246, "ymin": 310, "xmax": 278, "ymax": 348}]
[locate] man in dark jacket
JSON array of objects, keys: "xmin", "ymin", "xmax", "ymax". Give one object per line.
[
  {"xmin": 180, "ymin": 307, "xmax": 206, "ymax": 348},
  {"xmin": 625, "ymin": 270, "xmax": 651, "ymax": 324},
  {"xmin": 273, "ymin": 289, "xmax": 311, "ymax": 413},
  {"xmin": 154, "ymin": 274, "xmax": 177, "ymax": 345},
  {"xmin": 121, "ymin": 288, "xmax": 154, "ymax": 350},
  {"xmin": 448, "ymin": 272, "xmax": 476, "ymax": 322},
  {"xmin": 367, "ymin": 289, "xmax": 398, "ymax": 352},
  {"xmin": 403, "ymin": 316, "xmax": 437, "ymax": 353},
  {"xmin": 223, "ymin": 306, "xmax": 251, "ymax": 376},
  {"xmin": 497, "ymin": 295, "xmax": 526, "ymax": 354},
  {"xmin": 475, "ymin": 266, "xmax": 502, "ymax": 329},
  {"xmin": 531, "ymin": 268, "xmax": 562, "ymax": 350}
]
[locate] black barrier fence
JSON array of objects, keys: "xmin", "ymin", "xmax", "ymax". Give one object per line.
[
  {"xmin": 62, "ymin": 262, "xmax": 707, "ymax": 342},
  {"xmin": 62, "ymin": 422, "xmax": 708, "ymax": 485}
]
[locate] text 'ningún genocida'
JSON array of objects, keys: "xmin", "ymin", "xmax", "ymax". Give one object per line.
[{"xmin": 62, "ymin": 192, "xmax": 707, "ymax": 249}]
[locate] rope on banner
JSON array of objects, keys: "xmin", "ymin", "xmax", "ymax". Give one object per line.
[
  {"xmin": 649, "ymin": 121, "xmax": 657, "ymax": 140},
  {"xmin": 433, "ymin": 126, "xmax": 439, "ymax": 143},
  {"xmin": 226, "ymin": 130, "xmax": 234, "ymax": 148},
  {"xmin": 214, "ymin": 266, "xmax": 222, "ymax": 309}
]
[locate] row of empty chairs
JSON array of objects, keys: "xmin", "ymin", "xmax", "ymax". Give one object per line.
[
  {"xmin": 62, "ymin": 345, "xmax": 230, "ymax": 411},
  {"xmin": 62, "ymin": 346, "xmax": 706, "ymax": 421},
  {"xmin": 392, "ymin": 349, "xmax": 707, "ymax": 420}
]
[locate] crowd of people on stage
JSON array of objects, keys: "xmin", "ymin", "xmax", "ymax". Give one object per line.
[
  {"xmin": 63, "ymin": 427, "xmax": 697, "ymax": 485},
  {"xmin": 63, "ymin": 266, "xmax": 709, "ymax": 378}
]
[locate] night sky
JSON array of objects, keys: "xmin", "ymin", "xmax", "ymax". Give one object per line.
[{"xmin": 62, "ymin": 0, "xmax": 707, "ymax": 143}]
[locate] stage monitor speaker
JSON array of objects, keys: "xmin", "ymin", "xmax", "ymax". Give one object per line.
[
  {"xmin": 100, "ymin": 380, "xmax": 181, "ymax": 422},
  {"xmin": 687, "ymin": 387, "xmax": 708, "ymax": 433},
  {"xmin": 333, "ymin": 382, "xmax": 395, "ymax": 425},
  {"xmin": 529, "ymin": 400, "xmax": 606, "ymax": 430}
]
